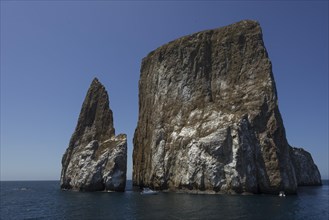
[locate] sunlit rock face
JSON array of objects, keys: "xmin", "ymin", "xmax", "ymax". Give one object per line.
[
  {"xmin": 133, "ymin": 20, "xmax": 319, "ymax": 194},
  {"xmin": 61, "ymin": 78, "xmax": 127, "ymax": 192}
]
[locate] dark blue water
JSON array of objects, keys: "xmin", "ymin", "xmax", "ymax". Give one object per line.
[{"xmin": 1, "ymin": 180, "xmax": 328, "ymax": 220}]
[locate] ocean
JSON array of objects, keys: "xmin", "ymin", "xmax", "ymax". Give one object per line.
[{"xmin": 1, "ymin": 180, "xmax": 328, "ymax": 220}]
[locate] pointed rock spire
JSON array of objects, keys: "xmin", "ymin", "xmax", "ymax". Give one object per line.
[
  {"xmin": 72, "ymin": 77, "xmax": 115, "ymax": 144},
  {"xmin": 61, "ymin": 78, "xmax": 127, "ymax": 191}
]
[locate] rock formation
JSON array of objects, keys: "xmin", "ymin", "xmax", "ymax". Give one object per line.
[
  {"xmin": 61, "ymin": 78, "xmax": 127, "ymax": 192},
  {"xmin": 290, "ymin": 147, "xmax": 322, "ymax": 186},
  {"xmin": 133, "ymin": 20, "xmax": 321, "ymax": 194}
]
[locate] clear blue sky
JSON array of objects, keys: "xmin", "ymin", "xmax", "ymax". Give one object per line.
[{"xmin": 1, "ymin": 1, "xmax": 328, "ymax": 180}]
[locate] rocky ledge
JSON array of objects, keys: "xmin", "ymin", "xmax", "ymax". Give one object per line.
[
  {"xmin": 61, "ymin": 78, "xmax": 127, "ymax": 192},
  {"xmin": 133, "ymin": 20, "xmax": 321, "ymax": 194}
]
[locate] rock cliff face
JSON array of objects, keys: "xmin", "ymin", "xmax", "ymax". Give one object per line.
[
  {"xmin": 290, "ymin": 147, "xmax": 322, "ymax": 186},
  {"xmin": 61, "ymin": 78, "xmax": 127, "ymax": 192},
  {"xmin": 133, "ymin": 20, "xmax": 321, "ymax": 194}
]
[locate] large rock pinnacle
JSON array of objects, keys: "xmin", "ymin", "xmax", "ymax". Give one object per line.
[
  {"xmin": 133, "ymin": 20, "xmax": 321, "ymax": 194},
  {"xmin": 61, "ymin": 78, "xmax": 127, "ymax": 191}
]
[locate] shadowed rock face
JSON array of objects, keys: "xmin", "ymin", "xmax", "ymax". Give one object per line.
[
  {"xmin": 290, "ymin": 147, "xmax": 322, "ymax": 186},
  {"xmin": 133, "ymin": 20, "xmax": 321, "ymax": 194},
  {"xmin": 61, "ymin": 78, "xmax": 127, "ymax": 191}
]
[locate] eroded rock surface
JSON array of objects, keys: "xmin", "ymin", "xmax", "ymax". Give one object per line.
[
  {"xmin": 290, "ymin": 147, "xmax": 322, "ymax": 186},
  {"xmin": 61, "ymin": 78, "xmax": 127, "ymax": 191},
  {"xmin": 133, "ymin": 20, "xmax": 320, "ymax": 194}
]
